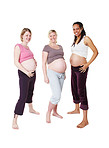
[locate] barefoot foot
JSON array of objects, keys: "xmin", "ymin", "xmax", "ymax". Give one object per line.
[
  {"xmin": 46, "ymin": 112, "xmax": 51, "ymax": 123},
  {"xmin": 77, "ymin": 120, "xmax": 89, "ymax": 128},
  {"xmin": 28, "ymin": 103, "xmax": 40, "ymax": 115},
  {"xmin": 12, "ymin": 119, "xmax": 19, "ymax": 129},
  {"xmin": 52, "ymin": 113, "xmax": 63, "ymax": 119},
  {"xmin": 67, "ymin": 109, "xmax": 80, "ymax": 114},
  {"xmin": 29, "ymin": 109, "xmax": 40, "ymax": 115}
]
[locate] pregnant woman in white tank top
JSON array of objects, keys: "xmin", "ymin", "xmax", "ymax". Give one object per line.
[{"xmin": 68, "ymin": 22, "xmax": 98, "ymax": 128}]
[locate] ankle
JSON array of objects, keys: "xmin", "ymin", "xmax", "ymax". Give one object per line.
[
  {"xmin": 75, "ymin": 108, "xmax": 80, "ymax": 112},
  {"xmin": 13, "ymin": 118, "xmax": 17, "ymax": 124},
  {"xmin": 28, "ymin": 103, "xmax": 33, "ymax": 109},
  {"xmin": 83, "ymin": 119, "xmax": 88, "ymax": 123},
  {"xmin": 53, "ymin": 111, "xmax": 57, "ymax": 114},
  {"xmin": 14, "ymin": 114, "xmax": 18, "ymax": 119}
]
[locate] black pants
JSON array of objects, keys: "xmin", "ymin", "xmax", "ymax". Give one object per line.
[
  {"xmin": 14, "ymin": 70, "xmax": 36, "ymax": 115},
  {"xmin": 71, "ymin": 66, "xmax": 89, "ymax": 110}
]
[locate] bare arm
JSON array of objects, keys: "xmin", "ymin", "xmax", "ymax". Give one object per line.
[
  {"xmin": 81, "ymin": 36, "xmax": 98, "ymax": 71},
  {"xmin": 14, "ymin": 46, "xmax": 34, "ymax": 77},
  {"xmin": 42, "ymin": 51, "xmax": 49, "ymax": 83}
]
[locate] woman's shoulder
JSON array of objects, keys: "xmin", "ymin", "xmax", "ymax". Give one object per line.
[
  {"xmin": 15, "ymin": 43, "xmax": 21, "ymax": 48},
  {"xmin": 84, "ymin": 36, "xmax": 92, "ymax": 42},
  {"xmin": 14, "ymin": 44, "xmax": 23, "ymax": 52},
  {"xmin": 43, "ymin": 45, "xmax": 50, "ymax": 52},
  {"xmin": 58, "ymin": 44, "xmax": 62, "ymax": 48},
  {"xmin": 44, "ymin": 44, "xmax": 48, "ymax": 47},
  {"xmin": 57, "ymin": 44, "xmax": 63, "ymax": 50},
  {"xmin": 43, "ymin": 44, "xmax": 50, "ymax": 48},
  {"xmin": 83, "ymin": 36, "xmax": 92, "ymax": 45}
]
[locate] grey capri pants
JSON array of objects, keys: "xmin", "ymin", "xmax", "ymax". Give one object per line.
[{"xmin": 47, "ymin": 69, "xmax": 65, "ymax": 105}]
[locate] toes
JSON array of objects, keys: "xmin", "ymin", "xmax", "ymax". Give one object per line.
[
  {"xmin": 12, "ymin": 124, "xmax": 19, "ymax": 129},
  {"xmin": 77, "ymin": 121, "xmax": 89, "ymax": 128}
]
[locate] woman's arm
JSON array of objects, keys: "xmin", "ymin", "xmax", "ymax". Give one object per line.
[
  {"xmin": 42, "ymin": 51, "xmax": 49, "ymax": 83},
  {"xmin": 14, "ymin": 46, "xmax": 34, "ymax": 77},
  {"xmin": 81, "ymin": 36, "xmax": 98, "ymax": 71}
]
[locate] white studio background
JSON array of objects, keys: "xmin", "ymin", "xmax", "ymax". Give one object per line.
[{"xmin": 0, "ymin": 0, "xmax": 108, "ymax": 148}]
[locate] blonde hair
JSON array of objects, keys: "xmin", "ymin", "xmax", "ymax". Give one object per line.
[
  {"xmin": 48, "ymin": 30, "xmax": 57, "ymax": 37},
  {"xmin": 20, "ymin": 28, "xmax": 32, "ymax": 42}
]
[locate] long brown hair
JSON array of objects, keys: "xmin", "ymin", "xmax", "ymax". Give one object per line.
[{"xmin": 72, "ymin": 22, "xmax": 86, "ymax": 46}]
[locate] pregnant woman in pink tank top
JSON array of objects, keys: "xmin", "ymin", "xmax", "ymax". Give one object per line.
[{"xmin": 12, "ymin": 28, "xmax": 40, "ymax": 129}]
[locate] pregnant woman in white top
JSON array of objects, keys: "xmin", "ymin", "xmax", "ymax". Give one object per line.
[{"xmin": 68, "ymin": 22, "xmax": 98, "ymax": 128}]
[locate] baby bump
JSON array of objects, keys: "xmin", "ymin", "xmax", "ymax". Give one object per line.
[
  {"xmin": 70, "ymin": 54, "xmax": 87, "ymax": 67},
  {"xmin": 21, "ymin": 58, "xmax": 36, "ymax": 71},
  {"xmin": 48, "ymin": 58, "xmax": 67, "ymax": 73}
]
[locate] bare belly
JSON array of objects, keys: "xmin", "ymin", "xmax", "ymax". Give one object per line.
[
  {"xmin": 70, "ymin": 54, "xmax": 87, "ymax": 66},
  {"xmin": 21, "ymin": 59, "xmax": 36, "ymax": 71},
  {"xmin": 48, "ymin": 58, "xmax": 67, "ymax": 73}
]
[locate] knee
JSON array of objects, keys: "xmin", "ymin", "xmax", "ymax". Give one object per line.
[{"xmin": 50, "ymin": 93, "xmax": 61, "ymax": 105}]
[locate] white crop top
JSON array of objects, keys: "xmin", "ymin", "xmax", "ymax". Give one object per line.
[{"xmin": 71, "ymin": 37, "xmax": 88, "ymax": 58}]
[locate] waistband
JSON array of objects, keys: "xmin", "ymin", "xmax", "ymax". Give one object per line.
[
  {"xmin": 71, "ymin": 65, "xmax": 89, "ymax": 72},
  {"xmin": 48, "ymin": 69, "xmax": 65, "ymax": 75},
  {"xmin": 31, "ymin": 71, "xmax": 36, "ymax": 74},
  {"xmin": 18, "ymin": 70, "xmax": 36, "ymax": 76},
  {"xmin": 71, "ymin": 65, "xmax": 83, "ymax": 71}
]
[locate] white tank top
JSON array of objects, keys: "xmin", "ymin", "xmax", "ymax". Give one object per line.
[{"xmin": 71, "ymin": 36, "xmax": 88, "ymax": 58}]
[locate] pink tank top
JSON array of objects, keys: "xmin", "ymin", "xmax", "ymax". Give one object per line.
[{"xmin": 15, "ymin": 44, "xmax": 34, "ymax": 63}]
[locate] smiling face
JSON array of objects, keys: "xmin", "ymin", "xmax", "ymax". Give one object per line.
[
  {"xmin": 49, "ymin": 32, "xmax": 57, "ymax": 44},
  {"xmin": 22, "ymin": 31, "xmax": 32, "ymax": 43},
  {"xmin": 73, "ymin": 24, "xmax": 83, "ymax": 37}
]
